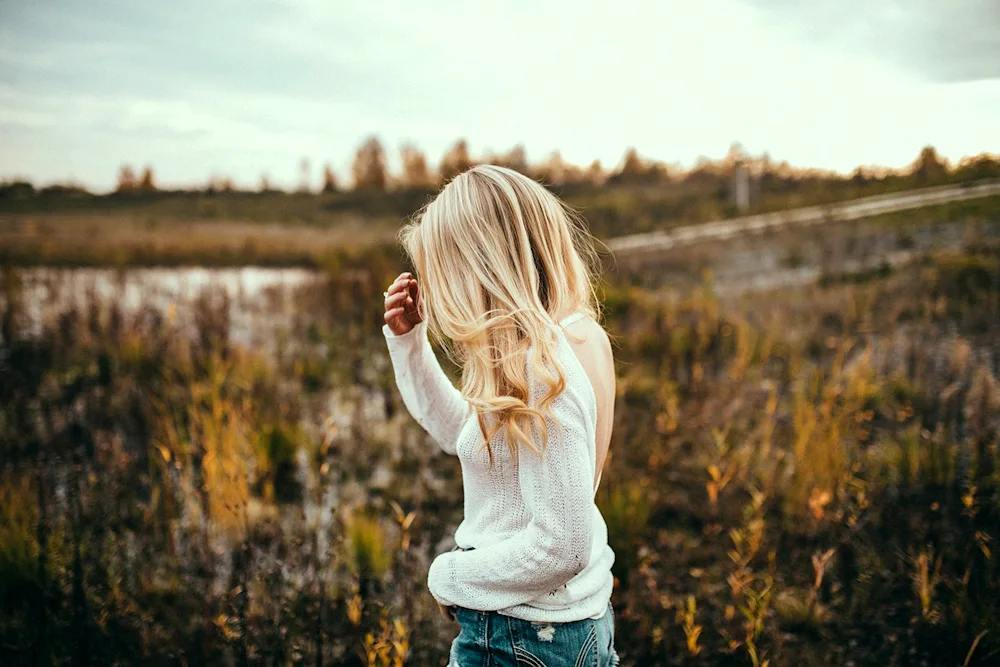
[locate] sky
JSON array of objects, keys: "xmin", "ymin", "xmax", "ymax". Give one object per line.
[{"xmin": 1, "ymin": 0, "xmax": 998, "ymax": 192}]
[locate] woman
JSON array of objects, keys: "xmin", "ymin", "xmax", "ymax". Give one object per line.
[{"xmin": 381, "ymin": 164, "xmax": 619, "ymax": 666}]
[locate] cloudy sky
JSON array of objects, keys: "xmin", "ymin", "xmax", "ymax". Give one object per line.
[{"xmin": 1, "ymin": 0, "xmax": 998, "ymax": 191}]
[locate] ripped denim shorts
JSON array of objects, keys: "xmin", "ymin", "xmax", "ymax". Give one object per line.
[{"xmin": 447, "ymin": 601, "xmax": 619, "ymax": 667}]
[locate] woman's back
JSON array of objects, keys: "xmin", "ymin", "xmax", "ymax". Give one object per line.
[{"xmin": 560, "ymin": 312, "xmax": 616, "ymax": 488}]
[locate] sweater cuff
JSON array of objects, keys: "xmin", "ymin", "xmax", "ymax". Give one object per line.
[{"xmin": 382, "ymin": 319, "xmax": 427, "ymax": 343}]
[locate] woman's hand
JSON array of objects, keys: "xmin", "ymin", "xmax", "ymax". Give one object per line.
[{"xmin": 383, "ymin": 271, "xmax": 424, "ymax": 336}]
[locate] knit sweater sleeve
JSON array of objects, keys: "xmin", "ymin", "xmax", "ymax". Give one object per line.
[
  {"xmin": 425, "ymin": 372, "xmax": 596, "ymax": 610},
  {"xmin": 382, "ymin": 319, "xmax": 472, "ymax": 455}
]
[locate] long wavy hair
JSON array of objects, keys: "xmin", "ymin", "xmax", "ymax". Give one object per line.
[{"xmin": 398, "ymin": 164, "xmax": 604, "ymax": 465}]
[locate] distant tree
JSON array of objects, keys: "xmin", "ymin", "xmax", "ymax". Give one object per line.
[
  {"xmin": 322, "ymin": 163, "xmax": 339, "ymax": 193},
  {"xmin": 754, "ymin": 151, "xmax": 774, "ymax": 177},
  {"xmin": 647, "ymin": 162, "xmax": 671, "ymax": 183},
  {"xmin": 611, "ymin": 148, "xmax": 668, "ymax": 184},
  {"xmin": 138, "ymin": 166, "xmax": 156, "ymax": 191},
  {"xmin": 206, "ymin": 174, "xmax": 234, "ymax": 194},
  {"xmin": 439, "ymin": 139, "xmax": 474, "ymax": 181},
  {"xmin": 259, "ymin": 173, "xmax": 274, "ymax": 193},
  {"xmin": 117, "ymin": 164, "xmax": 137, "ymax": 192},
  {"xmin": 0, "ymin": 180, "xmax": 36, "ymax": 200},
  {"xmin": 352, "ymin": 136, "xmax": 388, "ymax": 191},
  {"xmin": 536, "ymin": 151, "xmax": 589, "ymax": 186},
  {"xmin": 850, "ymin": 166, "xmax": 871, "ymax": 187},
  {"xmin": 954, "ymin": 153, "xmax": 1000, "ymax": 181},
  {"xmin": 910, "ymin": 145, "xmax": 949, "ymax": 185},
  {"xmin": 685, "ymin": 155, "xmax": 724, "ymax": 186},
  {"xmin": 536, "ymin": 151, "xmax": 567, "ymax": 185},
  {"xmin": 771, "ymin": 159, "xmax": 795, "ymax": 181},
  {"xmin": 495, "ymin": 144, "xmax": 529, "ymax": 174},
  {"xmin": 399, "ymin": 144, "xmax": 434, "ymax": 189},
  {"xmin": 298, "ymin": 157, "xmax": 312, "ymax": 193},
  {"xmin": 584, "ymin": 160, "xmax": 605, "ymax": 186},
  {"xmin": 619, "ymin": 148, "xmax": 645, "ymax": 178},
  {"xmin": 39, "ymin": 183, "xmax": 89, "ymax": 198}
]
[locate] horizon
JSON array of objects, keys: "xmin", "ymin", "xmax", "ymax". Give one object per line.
[
  {"xmin": 4, "ymin": 140, "xmax": 995, "ymax": 197},
  {"xmin": 2, "ymin": 0, "xmax": 998, "ymax": 192}
]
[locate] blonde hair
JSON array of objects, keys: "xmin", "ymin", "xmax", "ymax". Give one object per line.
[{"xmin": 398, "ymin": 164, "xmax": 603, "ymax": 465}]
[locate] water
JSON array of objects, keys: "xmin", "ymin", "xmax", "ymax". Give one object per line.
[
  {"xmin": 2, "ymin": 264, "xmax": 403, "ymax": 592},
  {"xmin": 7, "ymin": 266, "xmax": 322, "ymax": 348}
]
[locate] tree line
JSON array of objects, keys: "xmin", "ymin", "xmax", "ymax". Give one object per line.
[
  {"xmin": 1, "ymin": 138, "xmax": 999, "ymax": 200},
  {"xmin": 109, "ymin": 139, "xmax": 1000, "ymax": 196}
]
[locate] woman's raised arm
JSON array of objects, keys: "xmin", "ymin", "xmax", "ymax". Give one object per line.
[{"xmin": 383, "ymin": 274, "xmax": 471, "ymax": 455}]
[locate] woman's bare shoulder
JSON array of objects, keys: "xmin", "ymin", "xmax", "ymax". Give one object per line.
[{"xmin": 563, "ymin": 317, "xmax": 615, "ymax": 380}]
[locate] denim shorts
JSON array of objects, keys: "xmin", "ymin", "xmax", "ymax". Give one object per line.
[{"xmin": 447, "ymin": 601, "xmax": 619, "ymax": 667}]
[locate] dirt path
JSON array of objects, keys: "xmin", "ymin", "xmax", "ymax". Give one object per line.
[{"xmin": 607, "ymin": 179, "xmax": 1000, "ymax": 255}]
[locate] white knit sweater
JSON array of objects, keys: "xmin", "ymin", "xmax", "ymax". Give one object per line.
[{"xmin": 382, "ymin": 311, "xmax": 615, "ymax": 622}]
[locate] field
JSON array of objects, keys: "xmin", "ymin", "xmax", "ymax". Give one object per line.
[
  {"xmin": 1, "ymin": 179, "xmax": 999, "ymax": 665},
  {"xmin": 2, "ymin": 152, "xmax": 997, "ymax": 268}
]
